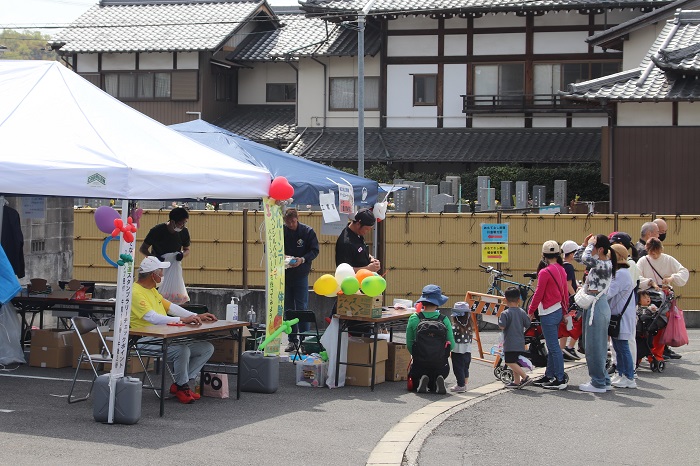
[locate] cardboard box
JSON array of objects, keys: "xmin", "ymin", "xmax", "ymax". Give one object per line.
[
  {"xmin": 296, "ymin": 360, "xmax": 328, "ymax": 387},
  {"xmin": 345, "ymin": 363, "xmax": 386, "ymax": 386},
  {"xmin": 208, "ymin": 327, "xmax": 251, "ymax": 363},
  {"xmin": 346, "ymin": 337, "xmax": 388, "ymax": 365},
  {"xmin": 29, "ymin": 329, "xmax": 74, "ymax": 368},
  {"xmin": 337, "ymin": 294, "xmax": 383, "ymax": 319},
  {"xmin": 72, "ymin": 330, "xmax": 105, "ymax": 369},
  {"xmin": 386, "ymin": 342, "xmax": 411, "ymax": 382}
]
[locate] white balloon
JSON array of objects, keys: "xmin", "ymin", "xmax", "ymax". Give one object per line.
[
  {"xmin": 374, "ymin": 201, "xmax": 388, "ymax": 221},
  {"xmin": 335, "ymin": 263, "xmax": 355, "ymax": 283}
]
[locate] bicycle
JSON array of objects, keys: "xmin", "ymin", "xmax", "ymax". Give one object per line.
[{"xmin": 477, "ymin": 264, "xmax": 538, "ymax": 330}]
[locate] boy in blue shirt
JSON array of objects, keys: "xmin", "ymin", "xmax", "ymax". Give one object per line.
[{"xmin": 498, "ymin": 286, "xmax": 533, "ymax": 389}]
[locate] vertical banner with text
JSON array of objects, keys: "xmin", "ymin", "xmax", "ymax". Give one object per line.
[{"xmin": 263, "ymin": 197, "xmax": 285, "ymax": 355}]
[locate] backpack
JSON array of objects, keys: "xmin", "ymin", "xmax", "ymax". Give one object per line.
[{"xmin": 412, "ymin": 312, "xmax": 449, "ymax": 366}]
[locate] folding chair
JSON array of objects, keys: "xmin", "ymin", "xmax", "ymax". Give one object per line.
[
  {"xmin": 128, "ymin": 337, "xmax": 176, "ymax": 399},
  {"xmin": 284, "ymin": 310, "xmax": 325, "ymax": 364},
  {"xmin": 67, "ymin": 317, "xmax": 112, "ymax": 404}
]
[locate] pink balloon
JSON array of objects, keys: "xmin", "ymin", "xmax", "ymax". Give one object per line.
[
  {"xmin": 94, "ymin": 206, "xmax": 120, "ymax": 234},
  {"xmin": 269, "ymin": 176, "xmax": 294, "ymax": 201}
]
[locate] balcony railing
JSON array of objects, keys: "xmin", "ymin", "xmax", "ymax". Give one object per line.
[{"xmin": 461, "ymin": 94, "xmax": 603, "ymax": 114}]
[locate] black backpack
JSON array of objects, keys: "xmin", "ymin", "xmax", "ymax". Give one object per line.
[{"xmin": 412, "ymin": 312, "xmax": 449, "ymax": 366}]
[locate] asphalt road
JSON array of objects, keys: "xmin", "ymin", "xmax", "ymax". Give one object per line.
[{"xmin": 1, "ymin": 330, "xmax": 697, "ymax": 465}]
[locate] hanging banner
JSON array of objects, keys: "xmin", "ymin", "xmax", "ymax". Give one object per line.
[
  {"xmin": 338, "ymin": 183, "xmax": 354, "ymax": 215},
  {"xmin": 263, "ymin": 196, "xmax": 285, "ymax": 356},
  {"xmin": 481, "ymin": 243, "xmax": 509, "ymax": 263}
]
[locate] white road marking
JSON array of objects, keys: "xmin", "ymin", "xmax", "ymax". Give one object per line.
[{"xmin": 0, "ymin": 373, "xmax": 91, "ymax": 383}]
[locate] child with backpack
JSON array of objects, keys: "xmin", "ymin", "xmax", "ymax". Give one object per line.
[
  {"xmin": 498, "ymin": 286, "xmax": 534, "ymax": 389},
  {"xmin": 406, "ymin": 284, "xmax": 456, "ymax": 394},
  {"xmin": 450, "ymin": 302, "xmax": 473, "ymax": 393}
]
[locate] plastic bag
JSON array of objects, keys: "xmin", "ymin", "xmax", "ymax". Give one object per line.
[
  {"xmin": 0, "ymin": 303, "xmax": 26, "ymax": 365},
  {"xmin": 517, "ymin": 355, "xmax": 534, "ymax": 371},
  {"xmin": 320, "ymin": 317, "xmax": 348, "ymax": 388},
  {"xmin": 159, "ymin": 252, "xmax": 189, "ymax": 304},
  {"xmin": 660, "ymin": 302, "xmax": 689, "ymax": 347}
]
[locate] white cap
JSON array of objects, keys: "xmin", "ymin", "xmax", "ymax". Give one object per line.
[
  {"xmin": 561, "ymin": 240, "xmax": 579, "ymax": 255},
  {"xmin": 139, "ymin": 256, "xmax": 171, "ymax": 273}
]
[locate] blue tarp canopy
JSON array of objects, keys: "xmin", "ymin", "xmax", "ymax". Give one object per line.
[{"xmin": 170, "ymin": 120, "xmax": 379, "ymax": 207}]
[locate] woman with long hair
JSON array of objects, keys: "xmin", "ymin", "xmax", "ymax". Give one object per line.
[
  {"xmin": 574, "ymin": 234, "xmax": 617, "ymax": 393},
  {"xmin": 528, "ymin": 241, "xmax": 569, "ymax": 390},
  {"xmin": 608, "ymin": 244, "xmax": 637, "ymax": 389}
]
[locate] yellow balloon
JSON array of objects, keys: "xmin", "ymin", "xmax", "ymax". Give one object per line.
[{"xmin": 313, "ymin": 274, "xmax": 338, "ymax": 296}]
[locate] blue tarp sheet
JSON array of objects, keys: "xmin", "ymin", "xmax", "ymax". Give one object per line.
[{"xmin": 170, "ymin": 120, "xmax": 378, "ymax": 207}]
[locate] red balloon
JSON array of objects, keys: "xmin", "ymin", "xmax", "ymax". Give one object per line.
[
  {"xmin": 111, "ymin": 228, "xmax": 121, "ymax": 238},
  {"xmin": 123, "ymin": 231, "xmax": 134, "ymax": 243},
  {"xmin": 114, "ymin": 218, "xmax": 123, "ymax": 228},
  {"xmin": 269, "ymin": 176, "xmax": 294, "ymax": 201}
]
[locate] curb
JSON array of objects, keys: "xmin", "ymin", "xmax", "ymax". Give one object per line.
[{"xmin": 366, "ymin": 360, "xmax": 587, "ymax": 466}]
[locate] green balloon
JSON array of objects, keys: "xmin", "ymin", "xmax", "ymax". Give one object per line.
[
  {"xmin": 361, "ymin": 275, "xmax": 386, "ymax": 297},
  {"xmin": 341, "ymin": 276, "xmax": 360, "ymax": 295}
]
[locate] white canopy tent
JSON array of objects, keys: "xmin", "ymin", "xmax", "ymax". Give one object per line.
[
  {"xmin": 0, "ymin": 60, "xmax": 272, "ymax": 422},
  {"xmin": 0, "ymin": 60, "xmax": 271, "ymax": 200}
]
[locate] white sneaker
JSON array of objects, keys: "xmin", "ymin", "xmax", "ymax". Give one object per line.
[
  {"xmin": 612, "ymin": 376, "xmax": 629, "ymax": 388},
  {"xmin": 611, "ymin": 374, "xmax": 622, "ymax": 385},
  {"xmin": 624, "ymin": 378, "xmax": 637, "ymax": 389},
  {"xmin": 579, "ymin": 382, "xmax": 606, "ymax": 393}
]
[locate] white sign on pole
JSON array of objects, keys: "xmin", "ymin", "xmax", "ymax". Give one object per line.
[{"xmin": 338, "ymin": 183, "xmax": 354, "ymax": 214}]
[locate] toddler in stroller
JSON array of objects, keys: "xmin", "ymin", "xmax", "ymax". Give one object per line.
[{"xmin": 636, "ymin": 288, "xmax": 673, "ymax": 372}]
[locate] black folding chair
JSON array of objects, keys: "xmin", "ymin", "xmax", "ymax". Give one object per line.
[
  {"xmin": 284, "ymin": 310, "xmax": 325, "ymax": 364},
  {"xmin": 67, "ymin": 317, "xmax": 112, "ymax": 404}
]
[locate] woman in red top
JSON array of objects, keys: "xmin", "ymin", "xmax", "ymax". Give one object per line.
[{"xmin": 528, "ymin": 240, "xmax": 569, "ymax": 390}]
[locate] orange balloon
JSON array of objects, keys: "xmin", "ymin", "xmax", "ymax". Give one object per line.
[{"xmin": 355, "ymin": 269, "xmax": 374, "ymax": 284}]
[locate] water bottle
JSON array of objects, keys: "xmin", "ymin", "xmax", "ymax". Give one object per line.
[
  {"xmin": 226, "ymin": 297, "xmax": 239, "ymax": 321},
  {"xmin": 247, "ymin": 306, "xmax": 256, "ymax": 326},
  {"xmin": 194, "ymin": 374, "xmax": 201, "ymax": 396}
]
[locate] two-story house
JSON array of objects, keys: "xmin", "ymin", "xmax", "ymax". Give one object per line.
[{"xmin": 563, "ymin": 2, "xmax": 700, "ymax": 213}]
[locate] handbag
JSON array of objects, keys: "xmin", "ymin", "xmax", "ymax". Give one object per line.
[
  {"xmin": 202, "ymin": 371, "xmax": 229, "ymax": 398},
  {"xmin": 608, "ymin": 288, "xmax": 635, "ymax": 338},
  {"xmin": 574, "ymin": 287, "xmax": 595, "ymax": 310},
  {"xmin": 660, "ymin": 301, "xmax": 689, "ymax": 347}
]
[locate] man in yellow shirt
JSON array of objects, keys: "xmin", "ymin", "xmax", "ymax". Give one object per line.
[{"xmin": 131, "ymin": 256, "xmax": 217, "ymax": 404}]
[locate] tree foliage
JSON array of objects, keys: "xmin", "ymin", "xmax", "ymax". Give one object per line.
[{"xmin": 0, "ymin": 29, "xmax": 57, "ymax": 61}]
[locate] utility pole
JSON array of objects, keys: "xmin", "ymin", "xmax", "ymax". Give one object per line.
[{"xmin": 357, "ymin": 0, "xmax": 377, "ymax": 178}]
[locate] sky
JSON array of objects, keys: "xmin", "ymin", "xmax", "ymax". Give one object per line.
[{"xmin": 1, "ymin": 0, "xmax": 298, "ymax": 31}]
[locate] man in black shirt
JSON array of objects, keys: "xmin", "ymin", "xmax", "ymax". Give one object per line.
[{"xmin": 335, "ymin": 208, "xmax": 380, "ymax": 273}]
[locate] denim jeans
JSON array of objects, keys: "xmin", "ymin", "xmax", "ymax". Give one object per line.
[
  {"xmin": 612, "ymin": 338, "xmax": 634, "ymax": 380},
  {"xmin": 285, "ymin": 275, "xmax": 310, "ymax": 342},
  {"xmin": 138, "ymin": 338, "xmax": 214, "ymax": 386},
  {"xmin": 450, "ymin": 352, "xmax": 472, "ymax": 386},
  {"xmin": 540, "ymin": 310, "xmax": 565, "ymax": 381},
  {"xmin": 583, "ymin": 298, "xmax": 611, "ymax": 388}
]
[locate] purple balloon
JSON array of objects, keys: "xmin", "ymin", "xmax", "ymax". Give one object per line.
[{"xmin": 95, "ymin": 206, "xmax": 120, "ymax": 234}]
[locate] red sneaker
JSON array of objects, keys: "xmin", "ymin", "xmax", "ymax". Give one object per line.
[
  {"xmin": 171, "ymin": 382, "xmax": 200, "ymax": 400},
  {"xmin": 190, "ymin": 388, "xmax": 201, "ymax": 400},
  {"xmin": 173, "ymin": 387, "xmax": 195, "ymax": 404},
  {"xmin": 170, "ymin": 383, "xmax": 178, "ymax": 395}
]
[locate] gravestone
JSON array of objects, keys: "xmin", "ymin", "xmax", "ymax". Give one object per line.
[
  {"xmin": 430, "ymin": 193, "xmax": 454, "ymax": 213},
  {"xmin": 445, "ymin": 176, "xmax": 461, "ymax": 201},
  {"xmin": 532, "ymin": 185, "xmax": 546, "ymax": 207},
  {"xmin": 554, "ymin": 180, "xmax": 567, "ymax": 211},
  {"xmin": 515, "ymin": 181, "xmax": 528, "ymax": 209},
  {"xmin": 501, "ymin": 181, "xmax": 514, "ymax": 209}
]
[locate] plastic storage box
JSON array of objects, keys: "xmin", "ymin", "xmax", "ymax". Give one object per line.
[{"xmin": 296, "ymin": 359, "xmax": 327, "ymax": 387}]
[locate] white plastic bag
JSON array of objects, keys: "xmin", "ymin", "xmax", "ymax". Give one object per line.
[
  {"xmin": 159, "ymin": 252, "xmax": 189, "ymax": 304},
  {"xmin": 320, "ymin": 317, "xmax": 348, "ymax": 388},
  {"xmin": 0, "ymin": 303, "xmax": 26, "ymax": 365},
  {"xmin": 517, "ymin": 355, "xmax": 534, "ymax": 371}
]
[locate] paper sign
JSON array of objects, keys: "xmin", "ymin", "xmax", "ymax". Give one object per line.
[
  {"xmin": 338, "ymin": 183, "xmax": 354, "ymax": 214},
  {"xmin": 481, "ymin": 243, "xmax": 509, "ymax": 263},
  {"xmin": 263, "ymin": 196, "xmax": 285, "ymax": 356},
  {"xmin": 21, "ymin": 197, "xmax": 46, "ymax": 219},
  {"xmin": 481, "ymin": 223, "xmax": 509, "ymax": 243},
  {"xmin": 319, "ymin": 191, "xmax": 340, "ymax": 223}
]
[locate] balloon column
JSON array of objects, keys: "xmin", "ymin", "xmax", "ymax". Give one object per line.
[
  {"xmin": 94, "ymin": 206, "xmax": 138, "ymax": 268},
  {"xmin": 313, "ymin": 263, "xmax": 387, "ymax": 298}
]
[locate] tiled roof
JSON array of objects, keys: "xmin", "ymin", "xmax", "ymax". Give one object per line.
[
  {"xmin": 213, "ymin": 105, "xmax": 298, "ymax": 142},
  {"xmin": 564, "ymin": 10, "xmax": 700, "ymax": 102},
  {"xmin": 300, "ymin": 0, "xmax": 671, "ymax": 15},
  {"xmin": 288, "ymin": 128, "xmax": 600, "ymax": 164},
  {"xmin": 49, "ymin": 1, "xmax": 262, "ymax": 53},
  {"xmin": 587, "ymin": 0, "xmax": 700, "ymax": 49},
  {"xmin": 228, "ymin": 13, "xmax": 381, "ymax": 60}
]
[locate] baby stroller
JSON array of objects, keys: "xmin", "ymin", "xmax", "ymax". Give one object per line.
[
  {"xmin": 636, "ymin": 287, "xmax": 674, "ymax": 373},
  {"xmin": 493, "ymin": 319, "xmax": 563, "ymax": 383}
]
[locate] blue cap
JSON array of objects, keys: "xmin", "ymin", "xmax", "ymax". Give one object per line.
[{"xmin": 416, "ymin": 284, "xmax": 448, "ymax": 307}]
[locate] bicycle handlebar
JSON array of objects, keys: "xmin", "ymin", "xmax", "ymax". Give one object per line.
[{"xmin": 478, "ymin": 264, "xmax": 512, "ymax": 277}]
